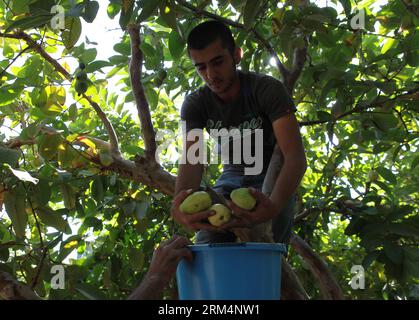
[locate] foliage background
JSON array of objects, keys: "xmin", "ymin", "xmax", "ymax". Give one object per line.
[{"xmin": 0, "ymin": 0, "xmax": 418, "ymax": 299}]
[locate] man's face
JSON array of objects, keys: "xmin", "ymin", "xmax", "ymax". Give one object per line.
[{"xmin": 189, "ymin": 38, "xmax": 239, "ymax": 95}]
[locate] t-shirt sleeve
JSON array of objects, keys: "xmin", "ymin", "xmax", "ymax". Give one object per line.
[
  {"xmin": 180, "ymin": 93, "xmax": 206, "ymax": 132},
  {"xmin": 255, "ymin": 76, "xmax": 296, "ymax": 122}
]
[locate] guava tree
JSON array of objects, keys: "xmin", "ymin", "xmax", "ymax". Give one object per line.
[{"xmin": 0, "ymin": 0, "xmax": 418, "ymax": 300}]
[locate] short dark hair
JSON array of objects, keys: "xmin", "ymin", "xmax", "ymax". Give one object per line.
[{"xmin": 187, "ymin": 20, "xmax": 235, "ymax": 55}]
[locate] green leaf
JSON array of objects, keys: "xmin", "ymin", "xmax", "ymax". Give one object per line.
[
  {"xmin": 80, "ymin": 48, "xmax": 98, "ymax": 64},
  {"xmin": 412, "ymin": 156, "xmax": 419, "ymax": 171},
  {"xmin": 68, "ymin": 103, "xmax": 78, "ymax": 121},
  {"xmin": 404, "ymin": 247, "xmax": 419, "ymax": 262},
  {"xmin": 75, "ymin": 283, "xmax": 107, "ymax": 300},
  {"xmin": 35, "ymin": 206, "xmax": 71, "ymax": 234},
  {"xmin": 109, "ymin": 55, "xmax": 129, "ymax": 65},
  {"xmin": 317, "ymin": 111, "xmax": 331, "ymax": 121},
  {"xmin": 0, "ymin": 85, "xmax": 24, "ymax": 106},
  {"xmin": 403, "ymin": 247, "xmax": 419, "ymax": 278},
  {"xmin": 381, "ymin": 38, "xmax": 396, "ymax": 54},
  {"xmin": 405, "ymin": 49, "xmax": 418, "ymax": 67},
  {"xmin": 338, "ymin": 0, "xmax": 351, "ymax": 17},
  {"xmin": 374, "ymin": 180, "xmax": 392, "ymax": 194},
  {"xmin": 61, "ymin": 17, "xmax": 82, "ymax": 50},
  {"xmin": 0, "ymin": 247, "xmax": 9, "ymax": 262},
  {"xmin": 5, "ymin": 13, "xmax": 53, "ymax": 33},
  {"xmin": 158, "ymin": 1, "xmax": 179, "ymax": 32},
  {"xmin": 362, "ymin": 250, "xmax": 380, "ymax": 269},
  {"xmin": 91, "ymin": 177, "xmax": 104, "ymax": 203},
  {"xmin": 373, "ymin": 142, "xmax": 392, "ymax": 154},
  {"xmin": 113, "ymin": 42, "xmax": 131, "ymax": 56},
  {"xmin": 83, "ymin": 217, "xmax": 102, "ymax": 231},
  {"xmin": 145, "ymin": 86, "xmax": 158, "ymax": 110},
  {"xmin": 243, "ymin": 0, "xmax": 263, "ymax": 30},
  {"xmin": 376, "ymin": 167, "xmax": 397, "ymax": 184},
  {"xmin": 33, "ymin": 179, "xmax": 51, "ymax": 207},
  {"xmin": 119, "ymin": 0, "xmax": 134, "ymax": 30},
  {"xmin": 82, "ymin": 1, "xmax": 99, "ymax": 23},
  {"xmin": 28, "ymin": 0, "xmax": 55, "ymax": 14},
  {"xmin": 371, "ymin": 113, "xmax": 400, "ymax": 132},
  {"xmin": 137, "ymin": 0, "xmax": 162, "ymax": 23},
  {"xmin": 60, "ymin": 184, "xmax": 76, "ymax": 210},
  {"xmin": 123, "ymin": 200, "xmax": 136, "ymax": 217},
  {"xmin": 107, "ymin": 3, "xmax": 121, "ymax": 19},
  {"xmin": 135, "ymin": 202, "xmax": 149, "ymax": 221},
  {"xmin": 57, "ymin": 236, "xmax": 81, "ymax": 262},
  {"xmin": 6, "ymin": 165, "xmax": 39, "ymax": 184},
  {"xmin": 388, "ymin": 223, "xmax": 419, "ymax": 238},
  {"xmin": 11, "ymin": 0, "xmax": 31, "ymax": 15},
  {"xmin": 38, "ymin": 133, "xmax": 62, "ymax": 160},
  {"xmin": 58, "ymin": 144, "xmax": 79, "ymax": 168},
  {"xmin": 168, "ymin": 31, "xmax": 185, "ymax": 60},
  {"xmin": 4, "ymin": 186, "xmax": 28, "ymax": 239},
  {"xmin": 383, "ymin": 241, "xmax": 404, "ymax": 264},
  {"xmin": 129, "ymin": 247, "xmax": 144, "ymax": 271},
  {"xmin": 0, "ymin": 146, "xmax": 20, "ymax": 167},
  {"xmin": 84, "ymin": 60, "xmax": 112, "ymax": 73},
  {"xmin": 140, "ymin": 42, "xmax": 156, "ymax": 57}
]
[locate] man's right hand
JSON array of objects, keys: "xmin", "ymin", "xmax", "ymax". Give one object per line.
[{"xmin": 171, "ymin": 189, "xmax": 220, "ymax": 232}]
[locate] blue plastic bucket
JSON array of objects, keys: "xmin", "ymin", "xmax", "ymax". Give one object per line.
[{"xmin": 176, "ymin": 242, "xmax": 286, "ymax": 300}]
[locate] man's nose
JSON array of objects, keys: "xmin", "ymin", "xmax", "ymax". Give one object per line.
[{"xmin": 206, "ymin": 66, "xmax": 216, "ymax": 80}]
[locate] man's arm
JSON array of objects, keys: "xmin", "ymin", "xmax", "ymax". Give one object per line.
[
  {"xmin": 128, "ymin": 236, "xmax": 193, "ymax": 300},
  {"xmin": 269, "ymin": 112, "xmax": 307, "ymax": 213},
  {"xmin": 221, "ymin": 112, "xmax": 306, "ymax": 228},
  {"xmin": 171, "ymin": 132, "xmax": 219, "ymax": 232},
  {"xmin": 175, "ymin": 140, "xmax": 204, "ymax": 196}
]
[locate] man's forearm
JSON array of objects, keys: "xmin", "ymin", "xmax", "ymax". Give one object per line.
[
  {"xmin": 269, "ymin": 155, "xmax": 307, "ymax": 213},
  {"xmin": 128, "ymin": 274, "xmax": 168, "ymax": 300},
  {"xmin": 175, "ymin": 163, "xmax": 204, "ymax": 195}
]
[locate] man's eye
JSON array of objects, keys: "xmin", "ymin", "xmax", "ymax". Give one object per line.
[
  {"xmin": 213, "ymin": 59, "xmax": 223, "ymax": 65},
  {"xmin": 197, "ymin": 66, "xmax": 206, "ymax": 71}
]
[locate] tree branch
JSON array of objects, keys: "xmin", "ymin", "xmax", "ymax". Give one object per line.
[
  {"xmin": 0, "ymin": 46, "xmax": 30, "ymax": 78},
  {"xmin": 0, "ymin": 31, "xmax": 121, "ymax": 156},
  {"xmin": 0, "ymin": 271, "xmax": 42, "ymax": 300},
  {"xmin": 127, "ymin": 24, "xmax": 157, "ymax": 162},
  {"xmin": 400, "ymin": 0, "xmax": 419, "ymax": 19},
  {"xmin": 300, "ymin": 87, "xmax": 419, "ymax": 127},
  {"xmin": 281, "ymin": 259, "xmax": 309, "ymax": 300},
  {"xmin": 286, "ymin": 43, "xmax": 308, "ymax": 94},
  {"xmin": 5, "ymin": 129, "xmax": 176, "ymax": 197},
  {"xmin": 290, "ymin": 233, "xmax": 345, "ymax": 300}
]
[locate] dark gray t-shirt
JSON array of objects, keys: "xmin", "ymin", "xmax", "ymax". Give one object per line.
[{"xmin": 180, "ymin": 71, "xmax": 296, "ymax": 173}]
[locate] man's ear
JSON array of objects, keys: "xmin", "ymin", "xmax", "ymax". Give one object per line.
[{"xmin": 234, "ymin": 47, "xmax": 242, "ymax": 65}]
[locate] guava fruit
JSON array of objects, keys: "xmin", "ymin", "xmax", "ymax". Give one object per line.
[
  {"xmin": 75, "ymin": 80, "xmax": 88, "ymax": 95},
  {"xmin": 76, "ymin": 70, "xmax": 87, "ymax": 81},
  {"xmin": 208, "ymin": 203, "xmax": 232, "ymax": 227},
  {"xmin": 230, "ymin": 188, "xmax": 256, "ymax": 210},
  {"xmin": 179, "ymin": 191, "xmax": 212, "ymax": 214}
]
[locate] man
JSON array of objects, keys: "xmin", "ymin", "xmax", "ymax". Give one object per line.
[
  {"xmin": 171, "ymin": 20, "xmax": 307, "ymax": 244},
  {"xmin": 128, "ymin": 235, "xmax": 192, "ymax": 300}
]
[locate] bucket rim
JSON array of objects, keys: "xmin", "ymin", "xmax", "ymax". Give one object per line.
[{"xmin": 186, "ymin": 242, "xmax": 287, "ymax": 253}]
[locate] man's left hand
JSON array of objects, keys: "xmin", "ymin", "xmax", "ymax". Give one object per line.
[{"xmin": 220, "ymin": 188, "xmax": 279, "ymax": 229}]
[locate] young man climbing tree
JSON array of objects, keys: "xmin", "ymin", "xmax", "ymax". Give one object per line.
[{"xmin": 170, "ymin": 20, "xmax": 307, "ymax": 244}]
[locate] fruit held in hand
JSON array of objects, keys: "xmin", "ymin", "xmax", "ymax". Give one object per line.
[
  {"xmin": 179, "ymin": 191, "xmax": 212, "ymax": 214},
  {"xmin": 208, "ymin": 204, "xmax": 232, "ymax": 227},
  {"xmin": 230, "ymin": 188, "xmax": 256, "ymax": 210}
]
